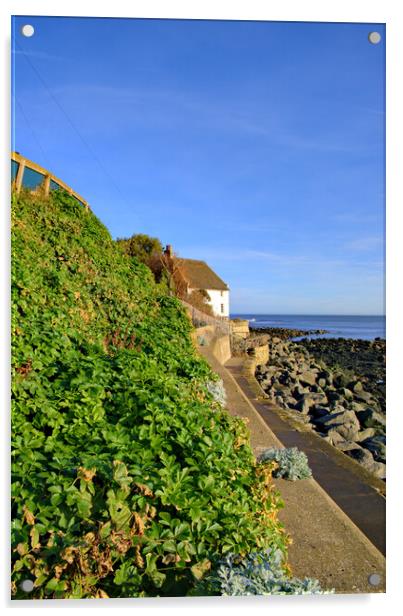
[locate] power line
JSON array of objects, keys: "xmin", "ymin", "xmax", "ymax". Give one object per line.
[
  {"xmin": 13, "ymin": 95, "xmax": 51, "ymax": 169},
  {"xmin": 15, "ymin": 41, "xmax": 131, "ymax": 206}
]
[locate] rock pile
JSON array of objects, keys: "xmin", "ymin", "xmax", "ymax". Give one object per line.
[
  {"xmin": 255, "ymin": 337, "xmax": 386, "ymax": 479},
  {"xmin": 251, "ymin": 326, "xmax": 327, "ymax": 340}
]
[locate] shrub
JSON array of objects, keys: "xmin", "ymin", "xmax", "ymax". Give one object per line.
[
  {"xmin": 257, "ymin": 448, "xmax": 312, "ymax": 481},
  {"xmin": 116, "ymin": 233, "xmax": 163, "ymax": 263},
  {"xmin": 191, "ymin": 549, "xmax": 332, "ymax": 596}
]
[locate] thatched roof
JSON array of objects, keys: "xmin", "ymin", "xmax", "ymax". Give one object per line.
[{"xmin": 176, "ymin": 258, "xmax": 229, "ymax": 291}]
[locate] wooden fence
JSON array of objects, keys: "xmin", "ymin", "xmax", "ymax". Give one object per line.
[{"xmin": 11, "ymin": 152, "xmax": 89, "ymax": 209}]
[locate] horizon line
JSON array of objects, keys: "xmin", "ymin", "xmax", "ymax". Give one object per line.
[{"xmin": 231, "ymin": 313, "xmax": 386, "ymax": 317}]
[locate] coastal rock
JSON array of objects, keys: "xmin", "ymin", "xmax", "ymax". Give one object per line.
[
  {"xmin": 294, "ymin": 392, "xmax": 328, "ymax": 414},
  {"xmin": 318, "ymin": 370, "xmax": 333, "ymax": 385},
  {"xmin": 284, "ymin": 395, "xmax": 298, "ymax": 408},
  {"xmin": 309, "ymin": 406, "xmax": 330, "ymax": 419},
  {"xmin": 361, "ymin": 435, "xmax": 386, "ymax": 462},
  {"xmin": 339, "ymin": 387, "xmax": 354, "ymax": 401},
  {"xmin": 350, "ymin": 401, "xmax": 368, "ymax": 413},
  {"xmin": 334, "ymin": 440, "xmax": 359, "ymax": 452},
  {"xmin": 333, "ymin": 372, "xmax": 350, "ymax": 389},
  {"xmin": 327, "ymin": 391, "xmax": 343, "ymax": 404},
  {"xmin": 356, "ymin": 408, "xmax": 386, "ymax": 430},
  {"xmin": 351, "ymin": 381, "xmax": 364, "ymax": 393},
  {"xmin": 294, "ymin": 395, "xmax": 313, "ymax": 412},
  {"xmin": 312, "ymin": 409, "xmax": 353, "ymax": 426},
  {"xmin": 313, "ymin": 409, "xmax": 360, "ymax": 441},
  {"xmin": 344, "ymin": 445, "xmax": 386, "ymax": 478},
  {"xmin": 323, "ymin": 429, "xmax": 346, "ymax": 446},
  {"xmin": 299, "ymin": 371, "xmax": 317, "ymax": 387},
  {"xmin": 353, "ymin": 428, "xmax": 377, "ymax": 443},
  {"xmin": 293, "ymin": 384, "xmax": 311, "ymax": 398},
  {"xmin": 353, "ymin": 390, "xmax": 374, "ymax": 403}
]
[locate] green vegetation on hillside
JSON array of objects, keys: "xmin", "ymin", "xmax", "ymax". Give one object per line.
[{"xmin": 11, "ymin": 190, "xmax": 288, "ymax": 599}]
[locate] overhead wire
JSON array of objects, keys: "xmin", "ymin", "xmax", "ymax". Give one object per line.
[
  {"xmin": 13, "ymin": 95, "xmax": 51, "ymax": 169},
  {"xmin": 15, "ymin": 41, "xmax": 132, "ymax": 207}
]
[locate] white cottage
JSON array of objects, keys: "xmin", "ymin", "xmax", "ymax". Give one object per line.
[{"xmin": 164, "ymin": 246, "xmax": 230, "ymax": 317}]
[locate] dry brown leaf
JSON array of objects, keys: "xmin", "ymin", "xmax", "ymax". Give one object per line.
[
  {"xmin": 16, "ymin": 543, "xmax": 28, "ymax": 556},
  {"xmin": 132, "ymin": 512, "xmax": 145, "ymax": 536},
  {"xmin": 77, "ymin": 467, "xmax": 96, "ymax": 482},
  {"xmin": 134, "ymin": 545, "xmax": 144, "ymax": 568},
  {"xmin": 134, "ymin": 482, "xmax": 153, "ymax": 497},
  {"xmin": 23, "ymin": 505, "xmax": 35, "ymax": 526}
]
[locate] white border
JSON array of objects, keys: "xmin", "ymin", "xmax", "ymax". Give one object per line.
[{"xmin": 2, "ymin": 1, "xmax": 402, "ymax": 615}]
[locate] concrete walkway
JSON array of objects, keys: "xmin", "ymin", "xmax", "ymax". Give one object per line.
[
  {"xmin": 227, "ymin": 359, "xmax": 386, "ymax": 555},
  {"xmin": 199, "ymin": 345, "xmax": 386, "ymax": 593}
]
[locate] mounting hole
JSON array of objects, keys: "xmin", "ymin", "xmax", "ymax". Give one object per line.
[
  {"xmin": 368, "ymin": 573, "xmax": 381, "ymax": 586},
  {"xmin": 20, "ymin": 579, "xmax": 34, "ymax": 592},
  {"xmin": 368, "ymin": 32, "xmax": 381, "ymax": 45},
  {"xmin": 21, "ymin": 24, "xmax": 35, "ymax": 38}
]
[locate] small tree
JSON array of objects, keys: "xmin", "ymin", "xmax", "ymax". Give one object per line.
[{"xmin": 116, "ymin": 234, "xmax": 163, "ymax": 263}]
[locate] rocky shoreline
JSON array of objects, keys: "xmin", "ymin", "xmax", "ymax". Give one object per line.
[
  {"xmin": 243, "ymin": 329, "xmax": 386, "ymax": 479},
  {"xmin": 250, "ymin": 326, "xmax": 327, "ymax": 340}
]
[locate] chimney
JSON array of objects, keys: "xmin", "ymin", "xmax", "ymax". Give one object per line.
[{"xmin": 165, "ymin": 244, "xmax": 173, "ymax": 258}]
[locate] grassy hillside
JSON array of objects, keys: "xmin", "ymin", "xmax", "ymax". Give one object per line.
[{"xmin": 11, "ymin": 190, "xmax": 288, "ymax": 599}]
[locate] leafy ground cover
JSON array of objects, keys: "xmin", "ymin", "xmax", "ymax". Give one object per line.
[{"xmin": 11, "ymin": 190, "xmax": 289, "ymax": 599}]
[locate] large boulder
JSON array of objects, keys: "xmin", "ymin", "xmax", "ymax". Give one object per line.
[
  {"xmin": 333, "ymin": 372, "xmax": 350, "ymax": 388},
  {"xmin": 323, "ymin": 429, "xmax": 346, "ymax": 447},
  {"xmin": 313, "ymin": 409, "xmax": 361, "ymax": 441},
  {"xmin": 349, "ymin": 380, "xmax": 364, "ymax": 393},
  {"xmin": 356, "ymin": 408, "xmax": 386, "ymax": 430},
  {"xmin": 327, "ymin": 391, "xmax": 343, "ymax": 404},
  {"xmin": 354, "ymin": 390, "xmax": 374, "ymax": 403},
  {"xmin": 317, "ymin": 370, "xmax": 333, "ymax": 386},
  {"xmin": 344, "ymin": 445, "xmax": 386, "ymax": 479},
  {"xmin": 350, "ymin": 401, "xmax": 368, "ymax": 413},
  {"xmin": 310, "ymin": 406, "xmax": 330, "ymax": 419},
  {"xmin": 294, "ymin": 392, "xmax": 328, "ymax": 414},
  {"xmin": 284, "ymin": 395, "xmax": 298, "ymax": 409},
  {"xmin": 299, "ymin": 371, "xmax": 317, "ymax": 387},
  {"xmin": 294, "ymin": 397, "xmax": 312, "ymax": 414},
  {"xmin": 361, "ymin": 435, "xmax": 386, "ymax": 462},
  {"xmin": 339, "ymin": 387, "xmax": 354, "ymax": 401},
  {"xmin": 293, "ymin": 384, "xmax": 311, "ymax": 398},
  {"xmin": 353, "ymin": 427, "xmax": 377, "ymax": 443}
]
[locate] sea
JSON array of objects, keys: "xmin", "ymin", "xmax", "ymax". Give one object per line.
[{"xmin": 231, "ymin": 314, "xmax": 386, "ymax": 341}]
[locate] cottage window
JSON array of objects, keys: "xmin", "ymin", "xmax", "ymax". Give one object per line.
[{"xmin": 221, "ymin": 304, "xmax": 224, "ymax": 314}]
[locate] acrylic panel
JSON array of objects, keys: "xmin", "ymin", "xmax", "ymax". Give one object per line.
[{"xmin": 11, "ymin": 16, "xmax": 386, "ymax": 599}]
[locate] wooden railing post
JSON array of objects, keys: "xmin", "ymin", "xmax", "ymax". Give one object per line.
[
  {"xmin": 43, "ymin": 174, "xmax": 51, "ymax": 196},
  {"xmin": 15, "ymin": 158, "xmax": 26, "ymax": 194}
]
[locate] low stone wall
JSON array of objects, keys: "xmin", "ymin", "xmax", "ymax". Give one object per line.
[
  {"xmin": 193, "ymin": 325, "xmax": 231, "ymax": 365},
  {"xmin": 244, "ymin": 344, "xmax": 269, "ymax": 376},
  {"xmin": 210, "ymin": 334, "xmax": 231, "ymax": 365},
  {"xmin": 230, "ymin": 319, "xmax": 250, "ymax": 339},
  {"xmin": 192, "ymin": 325, "xmax": 215, "ymax": 346}
]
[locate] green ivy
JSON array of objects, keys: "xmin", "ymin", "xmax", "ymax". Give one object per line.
[{"xmin": 11, "ymin": 190, "xmax": 288, "ymax": 599}]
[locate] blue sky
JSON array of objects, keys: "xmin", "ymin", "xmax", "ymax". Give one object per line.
[{"xmin": 12, "ymin": 17, "xmax": 385, "ymax": 315}]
